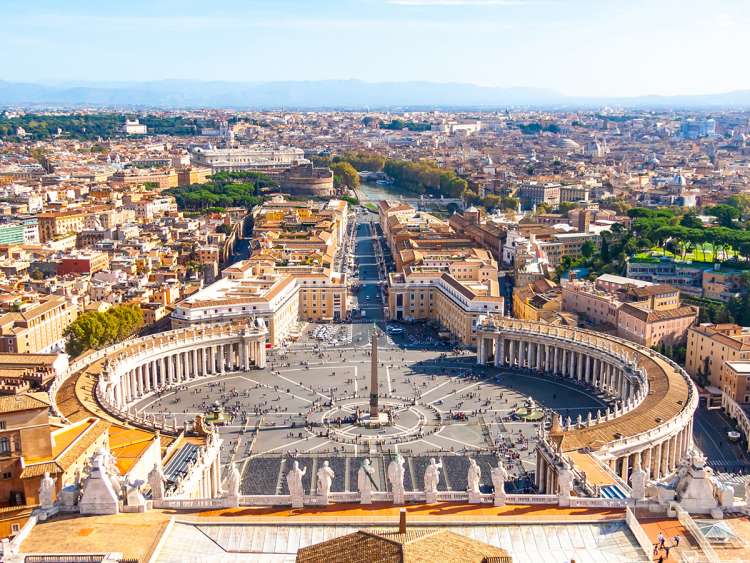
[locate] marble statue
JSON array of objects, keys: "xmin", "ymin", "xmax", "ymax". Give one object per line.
[
  {"xmin": 39, "ymin": 472, "xmax": 56, "ymax": 510},
  {"xmin": 125, "ymin": 480, "xmax": 146, "ymax": 510},
  {"xmin": 287, "ymin": 460, "xmax": 307, "ymax": 508},
  {"xmin": 491, "ymin": 462, "xmax": 509, "ymax": 506},
  {"xmin": 148, "ymin": 463, "xmax": 165, "ymax": 500},
  {"xmin": 387, "ymin": 454, "xmax": 406, "ymax": 505},
  {"xmin": 423, "ymin": 458, "xmax": 442, "ymax": 502},
  {"xmin": 667, "ymin": 448, "xmax": 723, "ymax": 517},
  {"xmin": 225, "ymin": 463, "xmax": 241, "ymax": 507},
  {"xmin": 557, "ymin": 462, "xmax": 574, "ymax": 506},
  {"xmin": 718, "ymin": 483, "xmax": 734, "ymax": 509},
  {"xmin": 317, "ymin": 461, "xmax": 335, "ymax": 501},
  {"xmin": 357, "ymin": 458, "xmax": 375, "ymax": 504},
  {"xmin": 629, "ymin": 458, "xmax": 648, "ymax": 502},
  {"xmin": 467, "ymin": 458, "xmax": 481, "ymax": 494}
]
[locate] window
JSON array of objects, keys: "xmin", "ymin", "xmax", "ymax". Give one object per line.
[
  {"xmin": 1, "ymin": 472, "xmax": 10, "ymax": 479},
  {"xmin": 0, "ymin": 437, "xmax": 9, "ymax": 454},
  {"xmin": 0, "ymin": 421, "xmax": 6, "ymax": 430}
]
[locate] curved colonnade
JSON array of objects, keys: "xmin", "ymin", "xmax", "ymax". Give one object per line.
[
  {"xmin": 93, "ymin": 321, "xmax": 268, "ymax": 430},
  {"xmin": 476, "ymin": 318, "xmax": 698, "ymax": 491}
]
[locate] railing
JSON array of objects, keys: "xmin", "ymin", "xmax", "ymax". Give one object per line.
[
  {"xmin": 675, "ymin": 505, "xmax": 721, "ymax": 563},
  {"xmin": 569, "ymin": 496, "xmax": 629, "ymax": 508},
  {"xmin": 50, "ymin": 322, "xmax": 260, "ymax": 419},
  {"xmin": 503, "ymin": 494, "xmax": 558, "ymax": 505},
  {"xmin": 153, "ymin": 497, "xmax": 228, "ymax": 510},
  {"xmin": 625, "ymin": 506, "xmax": 656, "ymax": 561},
  {"xmin": 1, "ymin": 513, "xmax": 37, "ymax": 557},
  {"xmin": 240, "ymin": 495, "xmax": 292, "ymax": 506},
  {"xmin": 328, "ymin": 492, "xmax": 360, "ymax": 503},
  {"xmin": 477, "ymin": 318, "xmax": 698, "ymax": 456}
]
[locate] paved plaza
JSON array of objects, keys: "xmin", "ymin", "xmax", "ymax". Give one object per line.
[{"xmin": 135, "ymin": 322, "xmax": 609, "ymax": 495}]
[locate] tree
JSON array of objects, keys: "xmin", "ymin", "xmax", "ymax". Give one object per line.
[
  {"xmin": 680, "ymin": 211, "xmax": 703, "ymax": 229},
  {"xmin": 581, "ymin": 240, "xmax": 596, "ymax": 259},
  {"xmin": 64, "ymin": 305, "xmax": 144, "ymax": 357},
  {"xmin": 481, "ymin": 195, "xmax": 500, "ymax": 211},
  {"xmin": 727, "ymin": 194, "xmax": 750, "ymax": 217},
  {"xmin": 558, "ymin": 202, "xmax": 577, "ymax": 214},
  {"xmin": 330, "ymin": 162, "xmax": 360, "ymax": 190},
  {"xmin": 706, "ymin": 204, "xmax": 740, "ymax": 228},
  {"xmin": 499, "ymin": 196, "xmax": 519, "ymax": 211},
  {"xmin": 536, "ymin": 202, "xmax": 552, "ymax": 214}
]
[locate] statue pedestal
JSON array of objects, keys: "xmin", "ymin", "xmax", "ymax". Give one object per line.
[
  {"xmin": 358, "ymin": 412, "xmax": 390, "ymax": 429},
  {"xmin": 425, "ymin": 491, "xmax": 437, "ymax": 504},
  {"xmin": 226, "ymin": 494, "xmax": 239, "ymax": 509},
  {"xmin": 494, "ymin": 494, "xmax": 506, "ymax": 507},
  {"xmin": 468, "ymin": 491, "xmax": 482, "ymax": 504},
  {"xmin": 392, "ymin": 491, "xmax": 404, "ymax": 505},
  {"xmin": 291, "ymin": 495, "xmax": 304, "ymax": 509},
  {"xmin": 558, "ymin": 494, "xmax": 571, "ymax": 508},
  {"xmin": 318, "ymin": 493, "xmax": 330, "ymax": 505},
  {"xmin": 361, "ymin": 492, "xmax": 372, "ymax": 505}
]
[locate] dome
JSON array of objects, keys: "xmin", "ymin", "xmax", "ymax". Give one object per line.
[
  {"xmin": 560, "ymin": 138, "xmax": 580, "ymax": 149},
  {"xmin": 673, "ymin": 174, "xmax": 687, "ymax": 187}
]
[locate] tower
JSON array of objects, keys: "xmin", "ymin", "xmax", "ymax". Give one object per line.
[{"xmin": 370, "ymin": 332, "xmax": 379, "ymax": 417}]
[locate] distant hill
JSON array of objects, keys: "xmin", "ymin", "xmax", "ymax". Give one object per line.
[{"xmin": 1, "ymin": 79, "xmax": 749, "ymax": 109}]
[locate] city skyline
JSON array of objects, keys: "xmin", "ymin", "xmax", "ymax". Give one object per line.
[{"xmin": 3, "ymin": 0, "xmax": 749, "ymax": 98}]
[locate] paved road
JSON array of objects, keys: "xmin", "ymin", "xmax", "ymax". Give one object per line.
[
  {"xmin": 693, "ymin": 407, "xmax": 750, "ymax": 474},
  {"xmin": 351, "ymin": 210, "xmax": 386, "ymax": 324}
]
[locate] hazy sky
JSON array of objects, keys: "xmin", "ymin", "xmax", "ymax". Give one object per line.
[{"xmin": 3, "ymin": 0, "xmax": 749, "ymax": 97}]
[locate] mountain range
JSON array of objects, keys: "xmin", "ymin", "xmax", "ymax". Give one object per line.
[{"xmin": 1, "ymin": 79, "xmax": 750, "ymax": 110}]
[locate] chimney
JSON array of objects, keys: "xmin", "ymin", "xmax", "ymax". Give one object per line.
[{"xmin": 399, "ymin": 508, "xmax": 407, "ymax": 534}]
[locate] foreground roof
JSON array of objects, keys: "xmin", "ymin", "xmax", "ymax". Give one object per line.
[{"xmin": 296, "ymin": 528, "xmax": 511, "ymax": 563}]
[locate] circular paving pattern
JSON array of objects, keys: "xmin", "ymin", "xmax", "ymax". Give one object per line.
[{"xmin": 308, "ymin": 397, "xmax": 442, "ymax": 446}]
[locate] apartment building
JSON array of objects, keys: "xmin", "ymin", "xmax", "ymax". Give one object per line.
[
  {"xmin": 448, "ymin": 208, "xmax": 505, "ymax": 262},
  {"xmin": 626, "ymin": 257, "xmax": 705, "ymax": 299},
  {"xmin": 172, "ymin": 198, "xmax": 349, "ymax": 344},
  {"xmin": 685, "ymin": 323, "xmax": 750, "ymax": 388},
  {"xmin": 57, "ymin": 252, "xmax": 110, "ymax": 276},
  {"xmin": 512, "ymin": 279, "xmax": 563, "ymax": 323},
  {"xmin": 109, "ymin": 168, "xmax": 178, "ymax": 190},
  {"xmin": 562, "ymin": 274, "xmax": 697, "ymax": 348},
  {"xmin": 387, "ymin": 269, "xmax": 504, "ymax": 345},
  {"xmin": 36, "ymin": 210, "xmax": 86, "ymax": 243},
  {"xmin": 559, "ymin": 184, "xmax": 590, "ymax": 203},
  {"xmin": 171, "ymin": 261, "xmax": 348, "ymax": 344},
  {"xmin": 720, "ymin": 361, "xmax": 750, "ymax": 404},
  {"xmin": 0, "ymin": 393, "xmax": 110, "ymax": 511},
  {"xmin": 541, "ymin": 232, "xmax": 601, "ymax": 267},
  {"xmin": 177, "ymin": 167, "xmax": 213, "ymax": 187},
  {"xmin": 0, "ymin": 297, "xmax": 78, "ymax": 354},
  {"xmin": 380, "ymin": 201, "xmax": 504, "ymax": 344},
  {"xmin": 518, "ymin": 182, "xmax": 560, "ymax": 209}
]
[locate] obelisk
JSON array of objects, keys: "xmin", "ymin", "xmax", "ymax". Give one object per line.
[{"xmin": 370, "ymin": 332, "xmax": 379, "ymax": 417}]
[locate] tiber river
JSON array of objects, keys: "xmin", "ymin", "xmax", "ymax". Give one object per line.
[{"xmin": 356, "ymin": 182, "xmax": 409, "ymax": 202}]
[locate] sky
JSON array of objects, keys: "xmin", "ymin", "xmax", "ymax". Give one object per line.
[{"xmin": 3, "ymin": 0, "xmax": 749, "ymax": 98}]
